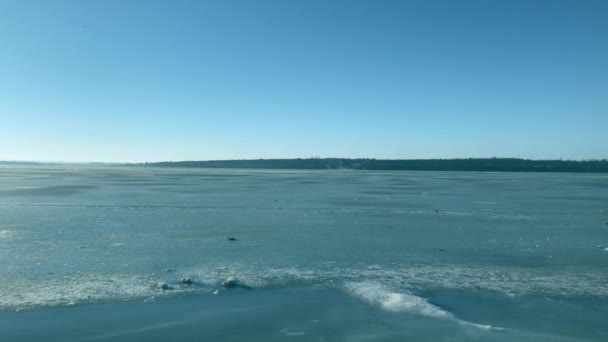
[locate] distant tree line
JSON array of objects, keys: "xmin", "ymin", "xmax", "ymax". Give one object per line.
[{"xmin": 134, "ymin": 158, "xmax": 608, "ymax": 172}]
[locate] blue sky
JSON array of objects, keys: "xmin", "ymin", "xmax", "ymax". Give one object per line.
[{"xmin": 1, "ymin": 0, "xmax": 606, "ymax": 162}]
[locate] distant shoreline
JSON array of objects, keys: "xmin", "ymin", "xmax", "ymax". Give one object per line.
[
  {"xmin": 129, "ymin": 158, "xmax": 608, "ymax": 173},
  {"xmin": 2, "ymin": 158, "xmax": 607, "ymax": 173}
]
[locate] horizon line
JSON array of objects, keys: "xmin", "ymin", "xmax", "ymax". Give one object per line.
[{"xmin": 2, "ymin": 156, "xmax": 608, "ymax": 165}]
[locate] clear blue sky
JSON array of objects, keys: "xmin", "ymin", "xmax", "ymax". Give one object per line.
[{"xmin": 1, "ymin": 0, "xmax": 606, "ymax": 162}]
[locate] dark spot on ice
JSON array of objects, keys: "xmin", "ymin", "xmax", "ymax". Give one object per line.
[
  {"xmin": 178, "ymin": 277, "xmax": 193, "ymax": 285},
  {"xmin": 222, "ymin": 277, "xmax": 238, "ymax": 288},
  {"xmin": 228, "ymin": 237, "xmax": 237, "ymax": 241},
  {"xmin": 157, "ymin": 282, "xmax": 171, "ymax": 290},
  {"xmin": 436, "ymin": 248, "xmax": 446, "ymax": 252}
]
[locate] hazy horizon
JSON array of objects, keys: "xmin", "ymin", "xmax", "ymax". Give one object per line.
[
  {"xmin": 1, "ymin": 0, "xmax": 606, "ymax": 162},
  {"xmin": 2, "ymin": 156, "xmax": 607, "ymax": 165}
]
